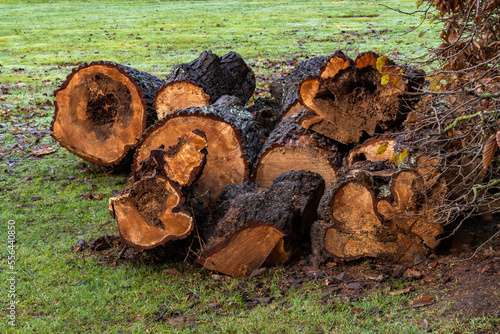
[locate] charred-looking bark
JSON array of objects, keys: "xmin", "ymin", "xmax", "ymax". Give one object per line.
[
  {"xmin": 346, "ymin": 137, "xmax": 396, "ymax": 165},
  {"xmin": 199, "ymin": 170, "xmax": 325, "ymax": 277},
  {"xmin": 109, "ymin": 131, "xmax": 208, "ymax": 250},
  {"xmin": 299, "ymin": 51, "xmax": 425, "ymax": 144},
  {"xmin": 253, "ymin": 109, "xmax": 343, "ymax": 190},
  {"xmin": 270, "ymin": 56, "xmax": 328, "ymax": 121},
  {"xmin": 312, "ymin": 158, "xmax": 445, "ymax": 264},
  {"xmin": 154, "ymin": 50, "xmax": 255, "ymax": 118},
  {"xmin": 133, "ymin": 105, "xmax": 262, "ymax": 205},
  {"xmin": 51, "ymin": 61, "xmax": 163, "ymax": 166}
]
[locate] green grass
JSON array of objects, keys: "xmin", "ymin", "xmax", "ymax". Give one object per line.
[{"xmin": 1, "ymin": 1, "xmax": 497, "ymax": 333}]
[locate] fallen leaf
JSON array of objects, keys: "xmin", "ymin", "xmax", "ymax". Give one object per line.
[
  {"xmin": 249, "ymin": 267, "xmax": 267, "ymax": 277},
  {"xmin": 389, "ymin": 286, "xmax": 412, "ymax": 296},
  {"xmin": 404, "ymin": 268, "xmax": 423, "ymax": 280},
  {"xmin": 412, "ymin": 295, "xmax": 435, "ymax": 308},
  {"xmin": 419, "ymin": 319, "xmax": 431, "ymax": 332},
  {"xmin": 376, "ymin": 55, "xmax": 387, "ymax": 72},
  {"xmin": 483, "ymin": 134, "xmax": 498, "ymax": 170},
  {"xmin": 346, "ymin": 282, "xmax": 363, "ymax": 290},
  {"xmin": 364, "ymin": 273, "xmax": 384, "ymax": 281},
  {"xmin": 162, "ymin": 268, "xmax": 182, "ymax": 276},
  {"xmin": 210, "ymin": 274, "xmax": 231, "ymax": 281},
  {"xmin": 423, "ymin": 275, "xmax": 439, "ymax": 283},
  {"xmin": 31, "ymin": 196, "xmax": 42, "ymax": 201},
  {"xmin": 376, "ymin": 144, "xmax": 388, "ymax": 155},
  {"xmin": 381, "ymin": 74, "xmax": 390, "ymax": 85},
  {"xmin": 30, "ymin": 147, "xmax": 57, "ymax": 157}
]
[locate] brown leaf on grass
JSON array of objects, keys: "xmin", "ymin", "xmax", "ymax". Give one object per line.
[
  {"xmin": 423, "ymin": 275, "xmax": 439, "ymax": 283},
  {"xmin": 85, "ymin": 191, "xmax": 103, "ymax": 201},
  {"xmin": 404, "ymin": 268, "xmax": 423, "ymax": 280},
  {"xmin": 419, "ymin": 319, "xmax": 432, "ymax": 332},
  {"xmin": 162, "ymin": 268, "xmax": 182, "ymax": 276},
  {"xmin": 483, "ymin": 134, "xmax": 498, "ymax": 170},
  {"xmin": 30, "ymin": 147, "xmax": 57, "ymax": 157},
  {"xmin": 389, "ymin": 286, "xmax": 412, "ymax": 296},
  {"xmin": 412, "ymin": 295, "xmax": 435, "ymax": 308},
  {"xmin": 496, "ymin": 130, "xmax": 500, "ymax": 147},
  {"xmin": 210, "ymin": 274, "xmax": 231, "ymax": 281},
  {"xmin": 31, "ymin": 196, "xmax": 42, "ymax": 201}
]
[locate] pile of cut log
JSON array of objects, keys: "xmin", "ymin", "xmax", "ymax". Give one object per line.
[{"xmin": 51, "ymin": 50, "xmax": 445, "ymax": 277}]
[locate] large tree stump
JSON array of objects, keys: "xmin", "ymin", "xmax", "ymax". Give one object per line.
[
  {"xmin": 109, "ymin": 130, "xmax": 208, "ymax": 250},
  {"xmin": 298, "ymin": 51, "xmax": 425, "ymax": 144},
  {"xmin": 312, "ymin": 159, "xmax": 445, "ymax": 263},
  {"xmin": 133, "ymin": 105, "xmax": 262, "ymax": 205},
  {"xmin": 199, "ymin": 170, "xmax": 325, "ymax": 277},
  {"xmin": 51, "ymin": 61, "xmax": 163, "ymax": 166},
  {"xmin": 252, "ymin": 109, "xmax": 342, "ymax": 190},
  {"xmin": 270, "ymin": 56, "xmax": 328, "ymax": 121},
  {"xmin": 154, "ymin": 51, "xmax": 255, "ymax": 118}
]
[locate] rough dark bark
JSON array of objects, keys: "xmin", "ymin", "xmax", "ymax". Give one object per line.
[
  {"xmin": 133, "ymin": 105, "xmax": 262, "ymax": 205},
  {"xmin": 312, "ymin": 158, "xmax": 445, "ymax": 264},
  {"xmin": 154, "ymin": 51, "xmax": 255, "ymax": 118},
  {"xmin": 198, "ymin": 170, "xmax": 325, "ymax": 277},
  {"xmin": 253, "ymin": 109, "xmax": 343, "ymax": 190},
  {"xmin": 270, "ymin": 56, "xmax": 328, "ymax": 121},
  {"xmin": 298, "ymin": 51, "xmax": 425, "ymax": 144},
  {"xmin": 51, "ymin": 61, "xmax": 163, "ymax": 166}
]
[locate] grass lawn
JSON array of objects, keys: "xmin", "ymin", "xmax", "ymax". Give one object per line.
[{"xmin": 0, "ymin": 0, "xmax": 498, "ymax": 333}]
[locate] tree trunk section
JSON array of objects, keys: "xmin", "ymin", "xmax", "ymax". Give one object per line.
[
  {"xmin": 110, "ymin": 131, "xmax": 207, "ymax": 250},
  {"xmin": 109, "ymin": 176, "xmax": 194, "ymax": 250},
  {"xmin": 199, "ymin": 170, "xmax": 324, "ymax": 277},
  {"xmin": 299, "ymin": 51, "xmax": 425, "ymax": 144},
  {"xmin": 154, "ymin": 51, "xmax": 255, "ymax": 118},
  {"xmin": 253, "ymin": 109, "xmax": 342, "ymax": 190},
  {"xmin": 312, "ymin": 159, "xmax": 445, "ymax": 263},
  {"xmin": 270, "ymin": 56, "xmax": 328, "ymax": 121},
  {"xmin": 51, "ymin": 61, "xmax": 163, "ymax": 166},
  {"xmin": 133, "ymin": 105, "xmax": 262, "ymax": 205}
]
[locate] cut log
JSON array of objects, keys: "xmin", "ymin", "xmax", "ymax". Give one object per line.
[
  {"xmin": 109, "ymin": 131, "xmax": 208, "ymax": 250},
  {"xmin": 154, "ymin": 51, "xmax": 255, "ymax": 118},
  {"xmin": 199, "ymin": 170, "xmax": 325, "ymax": 277},
  {"xmin": 133, "ymin": 105, "xmax": 262, "ymax": 205},
  {"xmin": 253, "ymin": 109, "xmax": 342, "ymax": 190},
  {"xmin": 51, "ymin": 61, "xmax": 163, "ymax": 166},
  {"xmin": 109, "ymin": 176, "xmax": 193, "ymax": 250},
  {"xmin": 377, "ymin": 157, "xmax": 445, "ymax": 249},
  {"xmin": 313, "ymin": 159, "xmax": 445, "ymax": 263},
  {"xmin": 346, "ymin": 137, "xmax": 396, "ymax": 165},
  {"xmin": 270, "ymin": 56, "xmax": 328, "ymax": 121},
  {"xmin": 298, "ymin": 51, "xmax": 425, "ymax": 144},
  {"xmin": 130, "ymin": 130, "xmax": 208, "ymax": 187}
]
